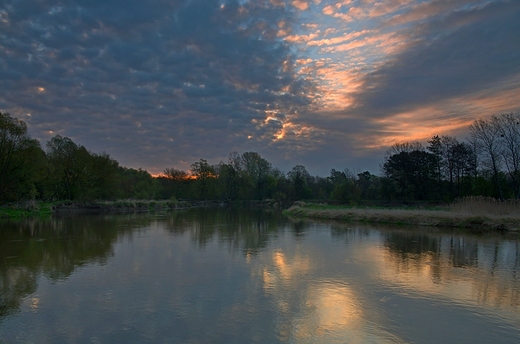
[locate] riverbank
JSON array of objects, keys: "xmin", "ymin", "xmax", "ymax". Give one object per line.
[
  {"xmin": 0, "ymin": 199, "xmax": 281, "ymax": 219},
  {"xmin": 283, "ymin": 199, "xmax": 520, "ymax": 232},
  {"xmin": 0, "ymin": 199, "xmax": 193, "ymax": 219}
]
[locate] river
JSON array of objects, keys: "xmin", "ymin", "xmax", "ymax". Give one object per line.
[{"xmin": 1, "ymin": 207, "xmax": 519, "ymax": 343}]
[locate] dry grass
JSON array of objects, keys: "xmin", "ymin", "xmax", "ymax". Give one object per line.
[
  {"xmin": 285, "ymin": 198, "xmax": 520, "ymax": 232},
  {"xmin": 450, "ymin": 196, "xmax": 520, "ymax": 217}
]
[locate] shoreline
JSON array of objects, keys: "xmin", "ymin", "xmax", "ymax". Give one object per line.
[
  {"xmin": 0, "ymin": 199, "xmax": 281, "ymax": 219},
  {"xmin": 283, "ymin": 203, "xmax": 520, "ymax": 232},
  {"xmin": 0, "ymin": 200, "xmax": 191, "ymax": 219}
]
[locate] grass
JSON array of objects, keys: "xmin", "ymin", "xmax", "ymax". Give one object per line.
[
  {"xmin": 449, "ymin": 196, "xmax": 520, "ymax": 217},
  {"xmin": 0, "ymin": 199, "xmax": 194, "ymax": 219},
  {"xmin": 0, "ymin": 201, "xmax": 53, "ymax": 219},
  {"xmin": 51, "ymin": 199, "xmax": 194, "ymax": 212},
  {"xmin": 283, "ymin": 197, "xmax": 520, "ymax": 232}
]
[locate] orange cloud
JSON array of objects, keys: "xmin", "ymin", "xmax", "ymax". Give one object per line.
[
  {"xmin": 296, "ymin": 58, "xmax": 314, "ymax": 64},
  {"xmin": 362, "ymin": 108, "xmax": 474, "ymax": 149},
  {"xmin": 292, "ymin": 0, "xmax": 310, "ymax": 11},
  {"xmin": 285, "ymin": 32, "xmax": 321, "ymax": 43},
  {"xmin": 307, "ymin": 30, "xmax": 372, "ymax": 46},
  {"xmin": 322, "ymin": 5, "xmax": 335, "ymax": 15},
  {"xmin": 322, "ymin": 33, "xmax": 400, "ymax": 53},
  {"xmin": 349, "ymin": 81, "xmax": 520, "ymax": 151},
  {"xmin": 270, "ymin": 0, "xmax": 285, "ymax": 6}
]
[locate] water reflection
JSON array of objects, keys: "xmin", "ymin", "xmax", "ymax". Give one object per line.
[
  {"xmin": 0, "ymin": 209, "xmax": 519, "ymax": 343},
  {"xmin": 0, "ymin": 213, "xmax": 156, "ymax": 320},
  {"xmin": 376, "ymin": 229, "xmax": 520, "ymax": 313},
  {"xmin": 163, "ymin": 207, "xmax": 288, "ymax": 255}
]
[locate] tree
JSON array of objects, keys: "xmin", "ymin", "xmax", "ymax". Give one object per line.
[
  {"xmin": 45, "ymin": 135, "xmax": 119, "ymax": 200},
  {"xmin": 46, "ymin": 135, "xmax": 86, "ymax": 200},
  {"xmin": 494, "ymin": 113, "xmax": 520, "ymax": 198},
  {"xmin": 469, "ymin": 117, "xmax": 504, "ymax": 199},
  {"xmin": 357, "ymin": 171, "xmax": 380, "ymax": 200},
  {"xmin": 0, "ymin": 112, "xmax": 44, "ymax": 203},
  {"xmin": 229, "ymin": 151, "xmax": 273, "ymax": 199},
  {"xmin": 328, "ymin": 168, "xmax": 360, "ymax": 203},
  {"xmin": 287, "ymin": 165, "xmax": 311, "ymax": 200},
  {"xmin": 160, "ymin": 167, "xmax": 191, "ymax": 199},
  {"xmin": 191, "ymin": 159, "xmax": 215, "ymax": 199},
  {"xmin": 385, "ymin": 141, "xmax": 424, "ymax": 158},
  {"xmin": 427, "ymin": 135, "xmax": 467, "ymax": 199},
  {"xmin": 451, "ymin": 141, "xmax": 476, "ymax": 197},
  {"xmin": 383, "ymin": 150, "xmax": 437, "ymax": 201},
  {"xmin": 427, "ymin": 135, "xmax": 443, "ymax": 184},
  {"xmin": 115, "ymin": 167, "xmax": 159, "ymax": 199},
  {"xmin": 216, "ymin": 163, "xmax": 240, "ymax": 201},
  {"xmin": 83, "ymin": 152, "xmax": 119, "ymax": 200},
  {"xmin": 164, "ymin": 168, "xmax": 189, "ymax": 181}
]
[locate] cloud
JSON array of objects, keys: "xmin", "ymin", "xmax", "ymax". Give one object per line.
[
  {"xmin": 383, "ymin": 0, "xmax": 485, "ymax": 27},
  {"xmin": 1, "ymin": 0, "xmax": 519, "ymax": 176},
  {"xmin": 265, "ymin": 0, "xmax": 520, "ymax": 174},
  {"xmin": 0, "ymin": 0, "xmax": 318, "ymax": 172},
  {"xmin": 351, "ymin": 1, "xmax": 520, "ymax": 118},
  {"xmin": 368, "ymin": 0, "xmax": 414, "ymax": 18},
  {"xmin": 307, "ymin": 29, "xmax": 371, "ymax": 46},
  {"xmin": 292, "ymin": 0, "xmax": 311, "ymax": 11}
]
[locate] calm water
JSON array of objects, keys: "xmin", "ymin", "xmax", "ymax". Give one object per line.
[{"xmin": 1, "ymin": 207, "xmax": 520, "ymax": 343}]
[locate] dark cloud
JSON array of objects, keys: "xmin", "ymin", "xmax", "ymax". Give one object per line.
[
  {"xmin": 0, "ymin": 0, "xmax": 315, "ymax": 172},
  {"xmin": 2, "ymin": 0, "xmax": 519, "ymax": 176},
  {"xmin": 353, "ymin": 0, "xmax": 520, "ymax": 118}
]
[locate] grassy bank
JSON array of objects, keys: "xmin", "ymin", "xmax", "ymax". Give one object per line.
[
  {"xmin": 0, "ymin": 198, "xmax": 283, "ymax": 219},
  {"xmin": 51, "ymin": 199, "xmax": 194, "ymax": 213},
  {"xmin": 283, "ymin": 197, "xmax": 520, "ymax": 232},
  {"xmin": 0, "ymin": 199, "xmax": 195, "ymax": 219},
  {"xmin": 0, "ymin": 201, "xmax": 54, "ymax": 219}
]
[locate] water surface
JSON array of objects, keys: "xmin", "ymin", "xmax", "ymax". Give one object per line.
[{"xmin": 1, "ymin": 207, "xmax": 519, "ymax": 343}]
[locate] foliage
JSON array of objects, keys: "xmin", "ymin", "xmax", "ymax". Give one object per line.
[
  {"xmin": 383, "ymin": 150, "xmax": 437, "ymax": 201},
  {"xmin": 190, "ymin": 159, "xmax": 216, "ymax": 199},
  {"xmin": 115, "ymin": 167, "xmax": 159, "ymax": 199},
  {"xmin": 328, "ymin": 168, "xmax": 360, "ymax": 203},
  {"xmin": 3, "ymin": 112, "xmax": 520, "ymax": 207},
  {"xmin": 287, "ymin": 165, "xmax": 311, "ymax": 200},
  {"xmin": 45, "ymin": 135, "xmax": 120, "ymax": 201},
  {"xmin": 0, "ymin": 112, "xmax": 44, "ymax": 203}
]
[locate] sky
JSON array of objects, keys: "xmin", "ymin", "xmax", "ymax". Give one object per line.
[{"xmin": 1, "ymin": 0, "xmax": 519, "ymax": 176}]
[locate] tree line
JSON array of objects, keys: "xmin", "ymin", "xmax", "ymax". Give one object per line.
[{"xmin": 1, "ymin": 111, "xmax": 519, "ymax": 205}]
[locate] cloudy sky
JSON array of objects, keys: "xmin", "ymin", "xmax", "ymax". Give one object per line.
[{"xmin": 1, "ymin": 0, "xmax": 519, "ymax": 176}]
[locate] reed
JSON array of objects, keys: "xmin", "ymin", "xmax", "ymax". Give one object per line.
[
  {"xmin": 284, "ymin": 200, "xmax": 520, "ymax": 232},
  {"xmin": 449, "ymin": 196, "xmax": 520, "ymax": 217}
]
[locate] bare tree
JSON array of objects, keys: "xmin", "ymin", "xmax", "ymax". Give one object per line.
[
  {"xmin": 494, "ymin": 113, "xmax": 520, "ymax": 198},
  {"xmin": 163, "ymin": 167, "xmax": 188, "ymax": 181},
  {"xmin": 469, "ymin": 118, "xmax": 503, "ymax": 199}
]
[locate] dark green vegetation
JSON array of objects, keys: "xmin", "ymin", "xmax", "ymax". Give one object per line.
[
  {"xmin": 2, "ymin": 112, "xmax": 520, "ymax": 217},
  {"xmin": 0, "ymin": 202, "xmax": 53, "ymax": 219}
]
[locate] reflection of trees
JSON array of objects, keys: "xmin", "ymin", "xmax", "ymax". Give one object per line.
[
  {"xmin": 288, "ymin": 218, "xmax": 310, "ymax": 238},
  {"xmin": 382, "ymin": 230, "xmax": 520, "ymax": 309},
  {"xmin": 0, "ymin": 267, "xmax": 38, "ymax": 319},
  {"xmin": 329, "ymin": 223, "xmax": 376, "ymax": 247},
  {"xmin": 0, "ymin": 214, "xmax": 147, "ymax": 320},
  {"xmin": 384, "ymin": 232, "xmax": 440, "ymax": 258},
  {"xmin": 448, "ymin": 236, "xmax": 479, "ymax": 268},
  {"xmin": 164, "ymin": 207, "xmax": 287, "ymax": 255}
]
